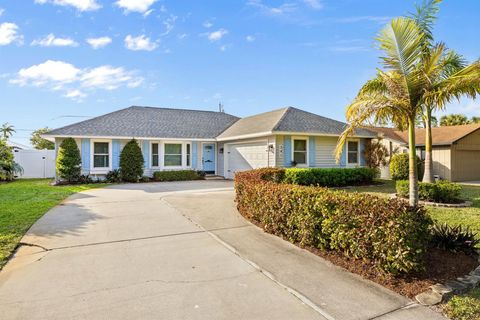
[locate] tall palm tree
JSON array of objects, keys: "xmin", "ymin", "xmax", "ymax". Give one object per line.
[
  {"xmin": 336, "ymin": 17, "xmax": 426, "ymax": 206},
  {"xmin": 412, "ymin": 0, "xmax": 480, "ymax": 183},
  {"xmin": 1, "ymin": 123, "xmax": 15, "ymax": 140}
]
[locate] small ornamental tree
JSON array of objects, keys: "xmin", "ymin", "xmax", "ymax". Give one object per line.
[
  {"xmin": 56, "ymin": 138, "xmax": 81, "ymax": 182},
  {"xmin": 363, "ymin": 139, "xmax": 388, "ymax": 174},
  {"xmin": 120, "ymin": 139, "xmax": 144, "ymax": 182}
]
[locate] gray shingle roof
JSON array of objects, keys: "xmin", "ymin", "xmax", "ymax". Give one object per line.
[
  {"xmin": 46, "ymin": 106, "xmax": 240, "ymax": 139},
  {"xmin": 217, "ymin": 107, "xmax": 376, "ymax": 139}
]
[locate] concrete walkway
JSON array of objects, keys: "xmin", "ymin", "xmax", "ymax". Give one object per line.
[{"xmin": 0, "ymin": 181, "xmax": 446, "ymax": 320}]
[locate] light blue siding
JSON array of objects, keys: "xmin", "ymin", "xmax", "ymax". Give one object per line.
[
  {"xmin": 142, "ymin": 140, "xmax": 150, "ymax": 168},
  {"xmin": 340, "ymin": 143, "xmax": 347, "ymax": 167},
  {"xmin": 283, "ymin": 136, "xmax": 292, "ymax": 167},
  {"xmin": 192, "ymin": 141, "xmax": 198, "ymax": 169},
  {"xmin": 112, "ymin": 139, "xmax": 120, "ymax": 170},
  {"xmin": 360, "ymin": 138, "xmax": 368, "ymax": 166},
  {"xmin": 309, "ymin": 136, "xmax": 315, "ymax": 167},
  {"xmin": 81, "ymin": 138, "xmax": 90, "ymax": 172}
]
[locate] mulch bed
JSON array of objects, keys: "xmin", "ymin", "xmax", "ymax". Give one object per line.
[{"xmin": 305, "ymin": 246, "xmax": 478, "ymax": 298}]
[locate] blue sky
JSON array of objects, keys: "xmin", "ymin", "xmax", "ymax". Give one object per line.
[{"xmin": 1, "ymin": 0, "xmax": 479, "ymax": 146}]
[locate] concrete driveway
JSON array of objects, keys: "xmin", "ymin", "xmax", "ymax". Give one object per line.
[{"xmin": 0, "ymin": 181, "xmax": 445, "ymax": 320}]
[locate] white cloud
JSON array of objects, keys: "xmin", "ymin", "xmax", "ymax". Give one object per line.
[
  {"xmin": 246, "ymin": 35, "xmax": 256, "ymax": 42},
  {"xmin": 0, "ymin": 8, "xmax": 4, "ymax": 16},
  {"xmin": 160, "ymin": 15, "xmax": 177, "ymax": 36},
  {"xmin": 303, "ymin": 0, "xmax": 323, "ymax": 10},
  {"xmin": 0, "ymin": 22, "xmax": 23, "ymax": 46},
  {"xmin": 178, "ymin": 33, "xmax": 188, "ymax": 40},
  {"xmin": 124, "ymin": 34, "xmax": 158, "ymax": 51},
  {"xmin": 34, "ymin": 0, "xmax": 101, "ymax": 11},
  {"xmin": 207, "ymin": 29, "xmax": 228, "ymax": 42},
  {"xmin": 247, "ymin": 0, "xmax": 297, "ymax": 16},
  {"xmin": 64, "ymin": 89, "xmax": 86, "ymax": 100},
  {"xmin": 334, "ymin": 16, "xmax": 391, "ymax": 24},
  {"xmin": 86, "ymin": 36, "xmax": 112, "ymax": 49},
  {"xmin": 10, "ymin": 60, "xmax": 143, "ymax": 100},
  {"xmin": 80, "ymin": 66, "xmax": 142, "ymax": 90},
  {"xmin": 115, "ymin": 0, "xmax": 158, "ymax": 13},
  {"xmin": 31, "ymin": 33, "xmax": 78, "ymax": 47},
  {"xmin": 11, "ymin": 60, "xmax": 80, "ymax": 86},
  {"xmin": 203, "ymin": 20, "xmax": 213, "ymax": 28}
]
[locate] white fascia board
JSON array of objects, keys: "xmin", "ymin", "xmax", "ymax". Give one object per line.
[
  {"xmin": 41, "ymin": 134, "xmax": 216, "ymax": 142},
  {"xmin": 216, "ymin": 131, "xmax": 273, "ymax": 142},
  {"xmin": 272, "ymin": 131, "xmax": 377, "ymax": 139}
]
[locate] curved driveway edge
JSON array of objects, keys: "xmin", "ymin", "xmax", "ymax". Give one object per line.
[{"xmin": 0, "ymin": 181, "xmax": 446, "ymax": 319}]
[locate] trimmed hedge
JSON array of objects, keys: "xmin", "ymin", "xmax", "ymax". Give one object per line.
[
  {"xmin": 153, "ymin": 170, "xmax": 204, "ymax": 182},
  {"xmin": 120, "ymin": 139, "xmax": 144, "ymax": 182},
  {"xmin": 56, "ymin": 138, "xmax": 81, "ymax": 182},
  {"xmin": 235, "ymin": 168, "xmax": 432, "ymax": 274},
  {"xmin": 283, "ymin": 167, "xmax": 376, "ymax": 187},
  {"xmin": 390, "ymin": 153, "xmax": 423, "ymax": 181},
  {"xmin": 396, "ymin": 180, "xmax": 462, "ymax": 203}
]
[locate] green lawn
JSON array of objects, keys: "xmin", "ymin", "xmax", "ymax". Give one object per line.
[
  {"xmin": 347, "ymin": 180, "xmax": 480, "ymax": 238},
  {"xmin": 0, "ymin": 179, "xmax": 106, "ymax": 268},
  {"xmin": 445, "ymin": 287, "xmax": 480, "ymax": 320}
]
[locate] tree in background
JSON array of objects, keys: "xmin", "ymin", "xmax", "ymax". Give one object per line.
[
  {"xmin": 56, "ymin": 138, "xmax": 81, "ymax": 183},
  {"xmin": 119, "ymin": 139, "xmax": 144, "ymax": 182},
  {"xmin": 440, "ymin": 114, "xmax": 471, "ymax": 126},
  {"xmin": 1, "ymin": 123, "xmax": 15, "ymax": 140},
  {"xmin": 30, "ymin": 128, "xmax": 55, "ymax": 150},
  {"xmin": 471, "ymin": 116, "xmax": 480, "ymax": 124}
]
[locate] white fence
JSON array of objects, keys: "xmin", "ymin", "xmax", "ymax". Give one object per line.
[{"xmin": 13, "ymin": 149, "xmax": 56, "ymax": 179}]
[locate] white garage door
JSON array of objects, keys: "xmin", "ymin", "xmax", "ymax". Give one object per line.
[{"xmin": 225, "ymin": 141, "xmax": 270, "ymax": 179}]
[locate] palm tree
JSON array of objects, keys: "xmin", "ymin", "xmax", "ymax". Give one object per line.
[
  {"xmin": 336, "ymin": 17, "xmax": 426, "ymax": 206},
  {"xmin": 1, "ymin": 123, "xmax": 15, "ymax": 140},
  {"xmin": 439, "ymin": 114, "xmax": 471, "ymax": 126},
  {"xmin": 412, "ymin": 0, "xmax": 480, "ymax": 183}
]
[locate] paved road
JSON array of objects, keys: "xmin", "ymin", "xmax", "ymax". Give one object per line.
[{"xmin": 0, "ymin": 181, "xmax": 446, "ymax": 320}]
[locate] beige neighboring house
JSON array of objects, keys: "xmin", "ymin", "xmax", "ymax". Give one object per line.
[{"xmin": 370, "ymin": 124, "xmax": 480, "ymax": 182}]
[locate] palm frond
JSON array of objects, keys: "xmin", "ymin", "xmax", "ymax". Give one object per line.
[{"xmin": 410, "ymin": 0, "xmax": 441, "ymax": 43}]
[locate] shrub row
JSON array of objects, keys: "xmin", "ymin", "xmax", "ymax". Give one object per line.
[
  {"xmin": 396, "ymin": 180, "xmax": 462, "ymax": 203},
  {"xmin": 153, "ymin": 170, "xmax": 204, "ymax": 182},
  {"xmin": 235, "ymin": 168, "xmax": 432, "ymax": 274},
  {"xmin": 283, "ymin": 167, "xmax": 376, "ymax": 187}
]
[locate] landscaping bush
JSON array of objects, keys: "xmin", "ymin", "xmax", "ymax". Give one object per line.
[
  {"xmin": 235, "ymin": 168, "xmax": 432, "ymax": 274},
  {"xmin": 390, "ymin": 153, "xmax": 423, "ymax": 181},
  {"xmin": 283, "ymin": 167, "xmax": 376, "ymax": 187},
  {"xmin": 153, "ymin": 170, "xmax": 204, "ymax": 182},
  {"xmin": 0, "ymin": 139, "xmax": 23, "ymax": 181},
  {"xmin": 56, "ymin": 138, "xmax": 81, "ymax": 183},
  {"xmin": 119, "ymin": 139, "xmax": 144, "ymax": 182},
  {"xmin": 396, "ymin": 180, "xmax": 462, "ymax": 203},
  {"xmin": 430, "ymin": 223, "xmax": 479, "ymax": 253},
  {"xmin": 105, "ymin": 169, "xmax": 122, "ymax": 183}
]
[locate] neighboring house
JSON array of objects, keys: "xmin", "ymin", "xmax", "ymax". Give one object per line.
[
  {"xmin": 7, "ymin": 140, "xmax": 31, "ymax": 151},
  {"xmin": 370, "ymin": 124, "xmax": 480, "ymax": 181},
  {"xmin": 43, "ymin": 106, "xmax": 376, "ymax": 180}
]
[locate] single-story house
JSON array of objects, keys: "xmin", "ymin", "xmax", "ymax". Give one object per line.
[
  {"xmin": 43, "ymin": 106, "xmax": 376, "ymax": 179},
  {"xmin": 369, "ymin": 124, "xmax": 480, "ymax": 181}
]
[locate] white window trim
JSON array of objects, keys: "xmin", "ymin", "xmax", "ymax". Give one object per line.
[
  {"xmin": 150, "ymin": 141, "xmax": 161, "ymax": 168},
  {"xmin": 291, "ymin": 136, "xmax": 309, "ymax": 167},
  {"xmin": 346, "ymin": 139, "xmax": 360, "ymax": 167},
  {"xmin": 151, "ymin": 141, "xmax": 192, "ymax": 170},
  {"xmin": 90, "ymin": 139, "xmax": 112, "ymax": 173}
]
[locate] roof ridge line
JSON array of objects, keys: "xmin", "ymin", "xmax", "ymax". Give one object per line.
[{"xmin": 272, "ymin": 107, "xmax": 292, "ymax": 131}]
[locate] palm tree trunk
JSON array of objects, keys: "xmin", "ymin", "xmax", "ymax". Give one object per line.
[
  {"xmin": 408, "ymin": 116, "xmax": 419, "ymax": 207},
  {"xmin": 422, "ymin": 107, "xmax": 434, "ymax": 183}
]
